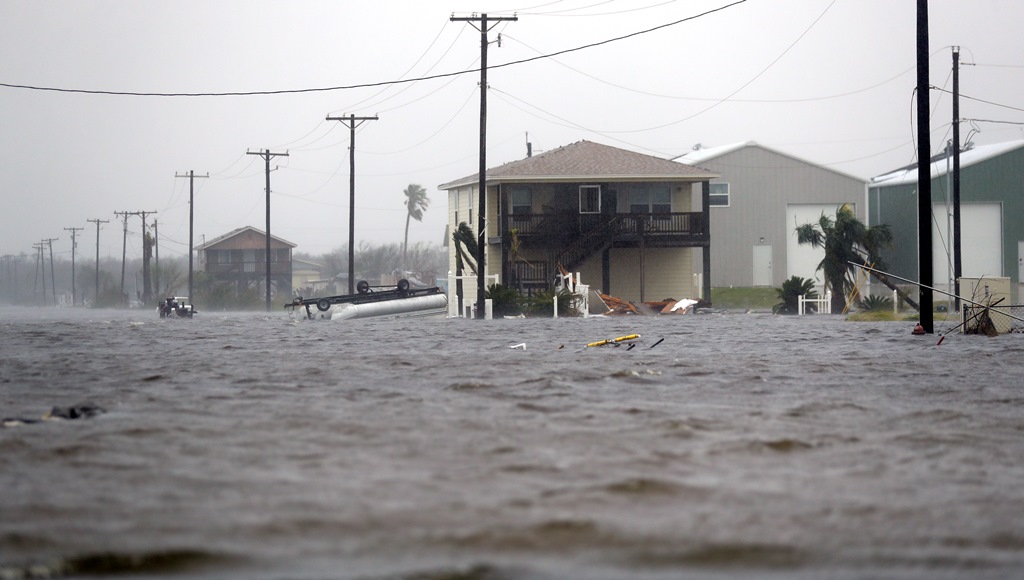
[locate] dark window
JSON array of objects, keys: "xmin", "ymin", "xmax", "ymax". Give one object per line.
[
  {"xmin": 580, "ymin": 185, "xmax": 601, "ymax": 214},
  {"xmin": 510, "ymin": 187, "xmax": 532, "ymax": 215},
  {"xmin": 628, "ymin": 186, "xmax": 672, "ymax": 213}
]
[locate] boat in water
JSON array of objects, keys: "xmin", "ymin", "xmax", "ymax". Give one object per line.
[
  {"xmin": 158, "ymin": 296, "xmax": 196, "ymax": 318},
  {"xmin": 286, "ymin": 279, "xmax": 448, "ymax": 321}
]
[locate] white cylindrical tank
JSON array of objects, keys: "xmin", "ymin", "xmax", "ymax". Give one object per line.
[{"xmin": 329, "ymin": 293, "xmax": 448, "ymax": 321}]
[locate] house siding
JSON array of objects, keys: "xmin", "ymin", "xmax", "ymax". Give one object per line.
[
  {"xmin": 578, "ymin": 247, "xmax": 693, "ymax": 302},
  {"xmin": 686, "ymin": 145, "xmax": 865, "ymax": 288},
  {"xmin": 870, "ymin": 146, "xmax": 1024, "ymax": 299},
  {"xmin": 442, "ymin": 141, "xmax": 716, "ymax": 312}
]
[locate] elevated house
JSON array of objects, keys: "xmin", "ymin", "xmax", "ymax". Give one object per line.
[
  {"xmin": 440, "ymin": 140, "xmax": 718, "ymax": 307},
  {"xmin": 291, "ymin": 257, "xmax": 328, "ymax": 298},
  {"xmin": 673, "ymin": 141, "xmax": 867, "ymax": 290},
  {"xmin": 868, "ymin": 139, "xmax": 1024, "ymax": 302},
  {"xmin": 196, "ymin": 226, "xmax": 295, "ymax": 299}
]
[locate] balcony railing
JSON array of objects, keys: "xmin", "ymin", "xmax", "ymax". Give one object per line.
[
  {"xmin": 507, "ymin": 212, "xmax": 706, "ymax": 241},
  {"xmin": 206, "ymin": 262, "xmax": 292, "ymax": 276}
]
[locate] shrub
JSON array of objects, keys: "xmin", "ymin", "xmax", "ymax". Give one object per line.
[
  {"xmin": 773, "ymin": 276, "xmax": 818, "ymax": 315},
  {"xmin": 523, "ymin": 288, "xmax": 577, "ymax": 317},
  {"xmin": 858, "ymin": 294, "xmax": 894, "ymax": 312},
  {"xmin": 485, "ymin": 283, "xmax": 523, "ymax": 317}
]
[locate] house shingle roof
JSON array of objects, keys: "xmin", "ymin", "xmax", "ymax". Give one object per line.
[
  {"xmin": 439, "ymin": 140, "xmax": 716, "ymax": 189},
  {"xmin": 195, "ymin": 226, "xmax": 297, "ymax": 251}
]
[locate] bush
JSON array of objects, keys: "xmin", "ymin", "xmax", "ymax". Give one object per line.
[
  {"xmin": 485, "ymin": 283, "xmax": 523, "ymax": 317},
  {"xmin": 523, "ymin": 288, "xmax": 577, "ymax": 317},
  {"xmin": 858, "ymin": 294, "xmax": 894, "ymax": 312},
  {"xmin": 773, "ymin": 276, "xmax": 818, "ymax": 315}
]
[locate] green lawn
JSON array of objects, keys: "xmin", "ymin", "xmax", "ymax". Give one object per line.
[{"xmin": 710, "ymin": 287, "xmax": 778, "ymax": 310}]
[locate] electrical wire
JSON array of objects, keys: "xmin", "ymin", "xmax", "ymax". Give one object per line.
[
  {"xmin": 331, "ymin": 22, "xmax": 467, "ymax": 116},
  {"xmin": 495, "ymin": 0, "xmax": 837, "ymax": 136},
  {"xmin": 506, "ymin": 32, "xmax": 943, "ymax": 104},
  {"xmin": 497, "ymin": 0, "xmax": 682, "ymax": 17},
  {"xmin": 361, "ymin": 87, "xmax": 479, "ymax": 155},
  {"xmin": 930, "ymin": 86, "xmax": 1024, "ymax": 114},
  {"xmin": 961, "ymin": 118, "xmax": 1024, "ymax": 126},
  {"xmin": 0, "ymin": 1, "xmax": 748, "ymax": 98}
]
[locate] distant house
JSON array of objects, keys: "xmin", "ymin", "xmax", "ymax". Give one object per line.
[
  {"xmin": 291, "ymin": 258, "xmax": 327, "ymax": 297},
  {"xmin": 196, "ymin": 226, "xmax": 295, "ymax": 298},
  {"xmin": 868, "ymin": 140, "xmax": 1024, "ymax": 301},
  {"xmin": 439, "ymin": 140, "xmax": 718, "ymax": 307},
  {"xmin": 673, "ymin": 142, "xmax": 867, "ymax": 290}
]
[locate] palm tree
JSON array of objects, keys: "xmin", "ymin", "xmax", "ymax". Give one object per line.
[
  {"xmin": 452, "ymin": 222, "xmax": 478, "ymax": 314},
  {"xmin": 402, "ymin": 184, "xmax": 429, "ymax": 269},
  {"xmin": 796, "ymin": 204, "xmax": 917, "ymax": 312}
]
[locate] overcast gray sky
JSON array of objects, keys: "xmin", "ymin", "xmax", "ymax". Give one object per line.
[{"xmin": 2, "ymin": 0, "xmax": 1022, "ymax": 262}]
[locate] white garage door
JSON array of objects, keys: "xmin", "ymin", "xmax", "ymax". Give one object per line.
[
  {"xmin": 787, "ymin": 203, "xmax": 853, "ymax": 290},
  {"xmin": 931, "ymin": 202, "xmax": 1002, "ymax": 295}
]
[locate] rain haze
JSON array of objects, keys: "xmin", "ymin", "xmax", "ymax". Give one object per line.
[{"xmin": 2, "ymin": 0, "xmax": 1023, "ymax": 261}]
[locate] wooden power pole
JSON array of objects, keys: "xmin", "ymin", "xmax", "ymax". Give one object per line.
[
  {"xmin": 176, "ymin": 171, "xmax": 209, "ymax": 305},
  {"xmin": 326, "ymin": 114, "xmax": 378, "ymax": 295},
  {"xmin": 451, "ymin": 12, "xmax": 517, "ymax": 318},
  {"xmin": 87, "ymin": 218, "xmax": 109, "ymax": 306},
  {"xmin": 916, "ymin": 0, "xmax": 933, "ymax": 332},
  {"xmin": 64, "ymin": 226, "xmax": 84, "ymax": 306},
  {"xmin": 246, "ymin": 149, "xmax": 289, "ymax": 311}
]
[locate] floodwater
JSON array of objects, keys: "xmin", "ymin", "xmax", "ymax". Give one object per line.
[{"xmin": 2, "ymin": 306, "xmax": 1024, "ymax": 579}]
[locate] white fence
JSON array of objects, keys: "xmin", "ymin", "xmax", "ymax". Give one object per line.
[{"xmin": 798, "ymin": 291, "xmax": 832, "ymax": 315}]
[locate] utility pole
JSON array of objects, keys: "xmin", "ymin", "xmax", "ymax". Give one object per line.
[
  {"xmin": 115, "ymin": 211, "xmax": 131, "ymax": 305},
  {"xmin": 33, "ymin": 242, "xmax": 44, "ymax": 304},
  {"xmin": 451, "ymin": 12, "xmax": 517, "ymax": 318},
  {"xmin": 246, "ymin": 149, "xmax": 289, "ymax": 311},
  {"xmin": 153, "ymin": 220, "xmax": 159, "ymax": 297},
  {"xmin": 326, "ymin": 114, "xmax": 378, "ymax": 295},
  {"xmin": 43, "ymin": 237, "xmax": 58, "ymax": 306},
  {"xmin": 915, "ymin": 0, "xmax": 933, "ymax": 332},
  {"xmin": 952, "ymin": 46, "xmax": 962, "ymax": 313},
  {"xmin": 64, "ymin": 227, "xmax": 84, "ymax": 306},
  {"xmin": 138, "ymin": 210, "xmax": 157, "ymax": 304},
  {"xmin": 176, "ymin": 171, "xmax": 209, "ymax": 304},
  {"xmin": 87, "ymin": 218, "xmax": 109, "ymax": 306}
]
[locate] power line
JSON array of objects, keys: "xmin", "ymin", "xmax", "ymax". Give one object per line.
[
  {"xmin": 0, "ymin": 1, "xmax": 747, "ymax": 98},
  {"xmin": 961, "ymin": 118, "xmax": 1024, "ymax": 126},
  {"xmin": 930, "ymin": 86, "xmax": 1024, "ymax": 113}
]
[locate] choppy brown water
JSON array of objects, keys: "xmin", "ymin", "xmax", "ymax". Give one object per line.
[{"xmin": 2, "ymin": 306, "xmax": 1024, "ymax": 579}]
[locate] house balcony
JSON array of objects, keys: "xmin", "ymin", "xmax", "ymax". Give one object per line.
[
  {"xmin": 505, "ymin": 212, "xmax": 708, "ymax": 246},
  {"xmin": 205, "ymin": 261, "xmax": 293, "ymax": 277}
]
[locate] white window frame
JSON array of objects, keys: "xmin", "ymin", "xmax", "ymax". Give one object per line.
[
  {"xmin": 709, "ymin": 182, "xmax": 730, "ymax": 207},
  {"xmin": 579, "ymin": 185, "xmax": 601, "ymax": 214}
]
